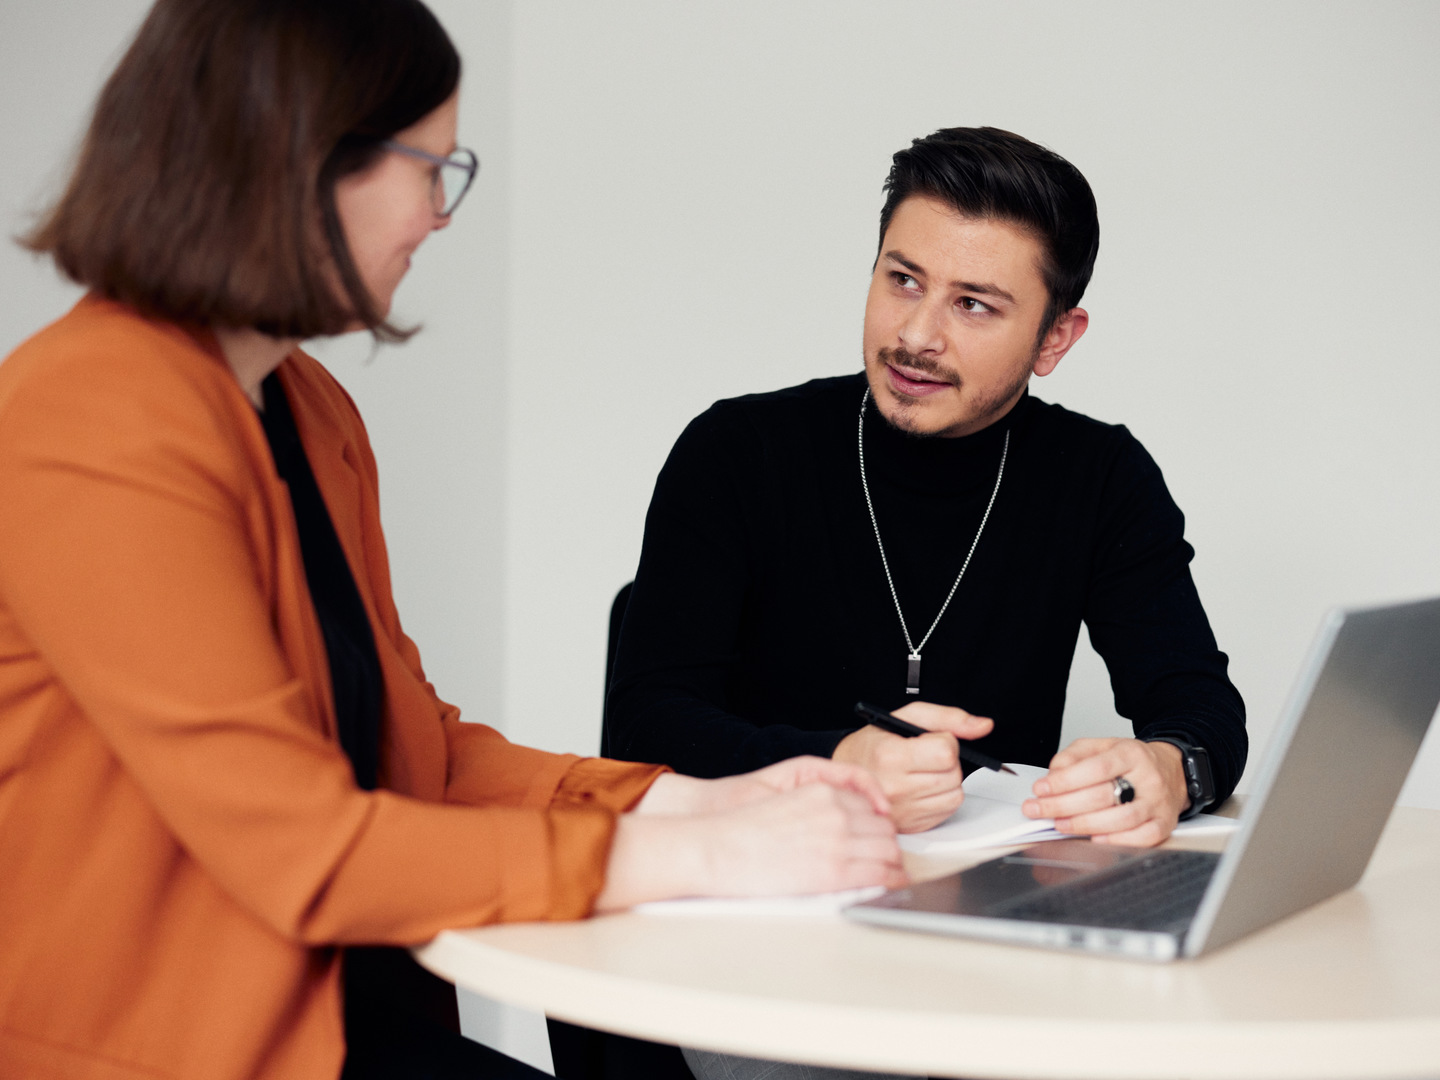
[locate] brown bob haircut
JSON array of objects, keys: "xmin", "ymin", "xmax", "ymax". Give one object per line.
[{"xmin": 23, "ymin": 0, "xmax": 460, "ymax": 340}]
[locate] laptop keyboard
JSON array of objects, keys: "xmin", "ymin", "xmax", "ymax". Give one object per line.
[{"xmin": 990, "ymin": 850, "xmax": 1220, "ymax": 932}]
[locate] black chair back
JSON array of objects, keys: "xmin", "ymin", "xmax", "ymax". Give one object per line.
[{"xmin": 598, "ymin": 581, "xmax": 632, "ymax": 757}]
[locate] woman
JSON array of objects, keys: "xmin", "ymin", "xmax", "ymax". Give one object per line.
[{"xmin": 0, "ymin": 2, "xmax": 904, "ymax": 1078}]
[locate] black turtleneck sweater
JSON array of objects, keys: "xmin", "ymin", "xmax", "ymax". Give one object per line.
[{"xmin": 607, "ymin": 373, "xmax": 1247, "ymax": 805}]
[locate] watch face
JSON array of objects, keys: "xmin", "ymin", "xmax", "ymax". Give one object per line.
[{"xmin": 1189, "ymin": 748, "xmax": 1216, "ymax": 804}]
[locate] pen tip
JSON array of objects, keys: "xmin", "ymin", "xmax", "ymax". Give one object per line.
[{"xmin": 999, "ymin": 765, "xmax": 1018, "ymax": 775}]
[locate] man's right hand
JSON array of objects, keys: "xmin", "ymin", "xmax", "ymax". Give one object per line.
[{"xmin": 832, "ymin": 701, "xmax": 994, "ymax": 833}]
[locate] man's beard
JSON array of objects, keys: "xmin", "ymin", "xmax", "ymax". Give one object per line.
[{"xmin": 871, "ymin": 345, "xmax": 1034, "ymax": 438}]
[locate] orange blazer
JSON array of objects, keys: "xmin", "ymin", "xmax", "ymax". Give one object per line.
[{"xmin": 0, "ymin": 297, "xmax": 664, "ymax": 1080}]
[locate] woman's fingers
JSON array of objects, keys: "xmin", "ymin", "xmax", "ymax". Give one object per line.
[
  {"xmin": 597, "ymin": 781, "xmax": 905, "ymax": 911},
  {"xmin": 715, "ymin": 783, "xmax": 904, "ymax": 896},
  {"xmin": 741, "ymin": 755, "xmax": 895, "ymax": 815},
  {"xmin": 889, "ymin": 786, "xmax": 964, "ymax": 834}
]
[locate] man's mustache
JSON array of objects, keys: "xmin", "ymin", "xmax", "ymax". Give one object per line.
[{"xmin": 876, "ymin": 346, "xmax": 959, "ymax": 388}]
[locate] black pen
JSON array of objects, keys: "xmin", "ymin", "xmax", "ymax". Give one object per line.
[{"xmin": 853, "ymin": 701, "xmax": 1016, "ymax": 775}]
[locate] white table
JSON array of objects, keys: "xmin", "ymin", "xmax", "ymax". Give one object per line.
[{"xmin": 415, "ymin": 806, "xmax": 1440, "ymax": 1079}]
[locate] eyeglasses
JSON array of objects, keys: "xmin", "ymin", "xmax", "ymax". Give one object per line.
[{"xmin": 380, "ymin": 140, "xmax": 479, "ymax": 217}]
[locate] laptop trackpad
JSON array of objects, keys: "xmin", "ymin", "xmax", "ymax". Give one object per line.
[
  {"xmin": 863, "ymin": 838, "xmax": 1216, "ymax": 932},
  {"xmin": 936, "ymin": 838, "xmax": 1146, "ymax": 915}
]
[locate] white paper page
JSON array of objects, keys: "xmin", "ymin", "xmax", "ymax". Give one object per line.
[
  {"xmin": 898, "ymin": 762, "xmax": 1054, "ymax": 854},
  {"xmin": 1172, "ymin": 813, "xmax": 1240, "ymax": 837},
  {"xmin": 960, "ymin": 760, "xmax": 1050, "ymax": 803}
]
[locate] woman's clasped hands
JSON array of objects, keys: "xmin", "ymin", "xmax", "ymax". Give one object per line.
[{"xmin": 595, "ymin": 757, "xmax": 907, "ymax": 911}]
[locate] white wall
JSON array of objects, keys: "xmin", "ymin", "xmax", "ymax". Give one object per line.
[{"xmin": 3, "ymin": 0, "xmax": 1439, "ymax": 1070}]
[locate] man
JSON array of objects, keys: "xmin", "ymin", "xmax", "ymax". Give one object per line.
[{"xmin": 608, "ymin": 126, "xmax": 1246, "ymax": 853}]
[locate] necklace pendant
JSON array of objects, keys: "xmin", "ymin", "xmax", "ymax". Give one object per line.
[{"xmin": 906, "ymin": 653, "xmax": 922, "ymax": 696}]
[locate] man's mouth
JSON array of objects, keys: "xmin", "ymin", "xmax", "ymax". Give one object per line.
[{"xmin": 880, "ymin": 350, "xmax": 956, "ymax": 399}]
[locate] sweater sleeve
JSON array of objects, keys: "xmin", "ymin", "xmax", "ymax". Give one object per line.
[
  {"xmin": 1083, "ymin": 430, "xmax": 1248, "ymax": 804},
  {"xmin": 0, "ymin": 322, "xmax": 654, "ymax": 945},
  {"xmin": 607, "ymin": 405, "xmax": 851, "ymax": 776}
]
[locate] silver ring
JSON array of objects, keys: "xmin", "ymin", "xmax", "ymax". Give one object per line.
[{"xmin": 1112, "ymin": 776, "xmax": 1135, "ymax": 806}]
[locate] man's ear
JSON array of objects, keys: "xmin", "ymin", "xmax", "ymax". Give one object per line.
[{"xmin": 1032, "ymin": 307, "xmax": 1089, "ymax": 377}]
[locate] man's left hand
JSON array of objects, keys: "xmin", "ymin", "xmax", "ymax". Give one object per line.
[{"xmin": 1021, "ymin": 737, "xmax": 1189, "ymax": 846}]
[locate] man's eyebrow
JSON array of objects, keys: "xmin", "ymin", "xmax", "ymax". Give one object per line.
[
  {"xmin": 881, "ymin": 251, "xmax": 1017, "ymax": 306},
  {"xmin": 883, "ymin": 251, "xmax": 926, "ymax": 277},
  {"xmin": 951, "ymin": 279, "xmax": 1017, "ymax": 305}
]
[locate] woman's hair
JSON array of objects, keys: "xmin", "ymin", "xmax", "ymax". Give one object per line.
[{"xmin": 21, "ymin": 0, "xmax": 460, "ymax": 340}]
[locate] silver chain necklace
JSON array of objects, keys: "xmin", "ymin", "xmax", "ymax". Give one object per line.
[{"xmin": 858, "ymin": 388, "xmax": 1009, "ymax": 696}]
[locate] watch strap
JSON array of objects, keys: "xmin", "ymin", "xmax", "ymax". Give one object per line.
[{"xmin": 1144, "ymin": 736, "xmax": 1215, "ymax": 820}]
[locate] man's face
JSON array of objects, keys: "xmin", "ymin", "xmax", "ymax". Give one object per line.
[{"xmin": 862, "ymin": 195, "xmax": 1085, "ymax": 438}]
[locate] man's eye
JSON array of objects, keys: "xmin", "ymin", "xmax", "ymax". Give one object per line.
[
  {"xmin": 892, "ymin": 272, "xmax": 918, "ymax": 289},
  {"xmin": 959, "ymin": 297, "xmax": 992, "ymax": 314}
]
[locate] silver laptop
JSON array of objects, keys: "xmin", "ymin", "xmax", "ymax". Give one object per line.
[{"xmin": 845, "ymin": 596, "xmax": 1440, "ymax": 961}]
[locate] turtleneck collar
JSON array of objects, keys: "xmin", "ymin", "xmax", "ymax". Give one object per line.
[{"xmin": 860, "ymin": 387, "xmax": 1028, "ymax": 495}]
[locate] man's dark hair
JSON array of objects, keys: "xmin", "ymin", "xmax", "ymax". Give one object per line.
[
  {"xmin": 22, "ymin": 0, "xmax": 460, "ymax": 341},
  {"xmin": 878, "ymin": 127, "xmax": 1100, "ymax": 339}
]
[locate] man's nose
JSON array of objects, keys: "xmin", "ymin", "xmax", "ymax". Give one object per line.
[{"xmin": 897, "ymin": 298, "xmax": 946, "ymax": 355}]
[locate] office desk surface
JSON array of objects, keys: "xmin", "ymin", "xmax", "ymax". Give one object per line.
[{"xmin": 414, "ymin": 806, "xmax": 1440, "ymax": 1080}]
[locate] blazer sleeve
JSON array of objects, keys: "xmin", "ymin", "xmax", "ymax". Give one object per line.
[{"xmin": 0, "ymin": 322, "xmax": 658, "ymax": 946}]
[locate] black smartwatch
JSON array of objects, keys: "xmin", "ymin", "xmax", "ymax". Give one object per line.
[{"xmin": 1144, "ymin": 736, "xmax": 1215, "ymax": 820}]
